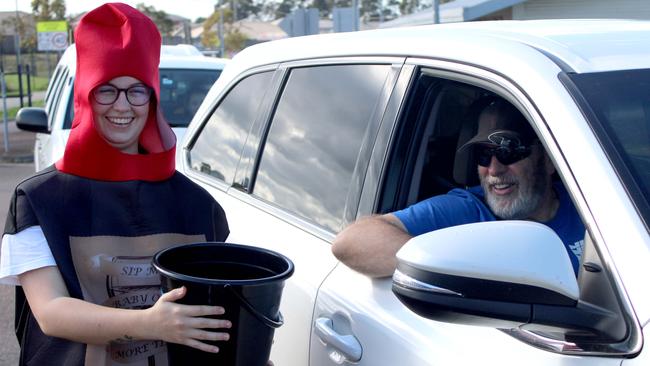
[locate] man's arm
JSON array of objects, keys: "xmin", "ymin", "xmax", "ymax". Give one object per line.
[{"xmin": 332, "ymin": 214, "xmax": 412, "ymax": 278}]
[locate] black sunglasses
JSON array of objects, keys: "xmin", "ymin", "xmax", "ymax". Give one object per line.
[{"xmin": 475, "ymin": 144, "xmax": 533, "ymax": 167}]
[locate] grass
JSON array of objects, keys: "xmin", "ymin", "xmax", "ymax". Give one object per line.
[
  {"xmin": 2, "ymin": 74, "xmax": 49, "ymax": 93},
  {"xmin": 1, "ymin": 51, "xmax": 60, "ymax": 95},
  {"xmin": 1, "ymin": 99, "xmax": 45, "ymax": 120}
]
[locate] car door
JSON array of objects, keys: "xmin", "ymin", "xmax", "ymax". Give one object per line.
[
  {"xmin": 183, "ymin": 59, "xmax": 403, "ymax": 366},
  {"xmin": 310, "ymin": 59, "xmax": 640, "ymax": 365}
]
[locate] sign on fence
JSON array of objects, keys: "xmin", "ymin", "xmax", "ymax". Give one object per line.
[{"xmin": 37, "ymin": 21, "xmax": 69, "ymax": 51}]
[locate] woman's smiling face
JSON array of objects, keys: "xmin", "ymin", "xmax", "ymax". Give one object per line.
[{"xmin": 92, "ymin": 76, "xmax": 150, "ymax": 154}]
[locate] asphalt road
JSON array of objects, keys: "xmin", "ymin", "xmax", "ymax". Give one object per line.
[{"xmin": 0, "ymin": 163, "xmax": 34, "ymax": 366}]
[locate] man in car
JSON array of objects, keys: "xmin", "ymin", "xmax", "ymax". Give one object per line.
[{"xmin": 332, "ymin": 98, "xmax": 585, "ymax": 277}]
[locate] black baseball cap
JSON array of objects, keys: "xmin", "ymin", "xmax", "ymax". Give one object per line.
[{"xmin": 458, "ymin": 99, "xmax": 536, "ymax": 152}]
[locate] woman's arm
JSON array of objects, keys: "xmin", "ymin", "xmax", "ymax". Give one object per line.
[{"xmin": 19, "ymin": 266, "xmax": 231, "ymax": 353}]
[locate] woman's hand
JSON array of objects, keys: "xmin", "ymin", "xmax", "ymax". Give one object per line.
[{"xmin": 143, "ymin": 286, "xmax": 231, "ymax": 353}]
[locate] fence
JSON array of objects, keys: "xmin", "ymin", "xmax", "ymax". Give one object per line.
[{"xmin": 0, "ymin": 50, "xmax": 61, "ymax": 79}]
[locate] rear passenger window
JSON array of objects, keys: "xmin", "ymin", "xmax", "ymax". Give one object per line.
[
  {"xmin": 189, "ymin": 71, "xmax": 273, "ymax": 184},
  {"xmin": 254, "ymin": 64, "xmax": 392, "ymax": 232},
  {"xmin": 49, "ymin": 68, "xmax": 70, "ymax": 129}
]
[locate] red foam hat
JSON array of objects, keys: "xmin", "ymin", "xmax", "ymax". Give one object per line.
[{"xmin": 55, "ymin": 2, "xmax": 176, "ymax": 181}]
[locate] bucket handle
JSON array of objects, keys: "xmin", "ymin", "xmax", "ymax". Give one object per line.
[{"xmin": 224, "ymin": 284, "xmax": 284, "ymax": 329}]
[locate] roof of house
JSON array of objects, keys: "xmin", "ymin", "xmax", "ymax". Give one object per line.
[{"xmin": 379, "ymin": 0, "xmax": 526, "ymax": 28}]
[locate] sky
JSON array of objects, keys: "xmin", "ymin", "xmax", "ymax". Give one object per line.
[{"xmin": 1, "ymin": 0, "xmax": 218, "ymax": 22}]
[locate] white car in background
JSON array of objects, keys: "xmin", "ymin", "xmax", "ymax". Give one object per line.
[
  {"xmin": 178, "ymin": 20, "xmax": 650, "ymax": 365},
  {"xmin": 16, "ymin": 44, "xmax": 228, "ymax": 171}
]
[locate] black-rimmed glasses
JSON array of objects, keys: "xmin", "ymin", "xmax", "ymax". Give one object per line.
[{"xmin": 93, "ymin": 84, "xmax": 152, "ymax": 106}]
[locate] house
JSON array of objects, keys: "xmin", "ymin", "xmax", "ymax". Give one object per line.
[
  {"xmin": 380, "ymin": 0, "xmax": 650, "ymax": 28},
  {"xmin": 0, "ymin": 11, "xmax": 34, "ymax": 54}
]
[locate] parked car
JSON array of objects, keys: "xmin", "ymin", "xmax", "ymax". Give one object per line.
[
  {"xmin": 16, "ymin": 44, "xmax": 228, "ymax": 171},
  {"xmin": 178, "ymin": 19, "xmax": 650, "ymax": 365}
]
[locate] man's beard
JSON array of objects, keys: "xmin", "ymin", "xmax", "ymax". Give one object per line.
[{"xmin": 480, "ymin": 156, "xmax": 548, "ymax": 220}]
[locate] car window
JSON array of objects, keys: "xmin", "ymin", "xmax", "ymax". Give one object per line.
[
  {"xmin": 567, "ymin": 69, "xmax": 650, "ymax": 228},
  {"xmin": 63, "ymin": 87, "xmax": 74, "ymax": 129},
  {"xmin": 45, "ymin": 65, "xmax": 63, "ymax": 110},
  {"xmin": 50, "ymin": 68, "xmax": 70, "ymax": 129},
  {"xmin": 253, "ymin": 64, "xmax": 392, "ymax": 232},
  {"xmin": 189, "ymin": 71, "xmax": 274, "ymax": 184},
  {"xmin": 159, "ymin": 69, "xmax": 223, "ymax": 127}
]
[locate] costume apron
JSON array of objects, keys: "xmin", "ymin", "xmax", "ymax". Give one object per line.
[
  {"xmin": 3, "ymin": 3, "xmax": 229, "ymax": 365},
  {"xmin": 6, "ymin": 168, "xmax": 228, "ymax": 365}
]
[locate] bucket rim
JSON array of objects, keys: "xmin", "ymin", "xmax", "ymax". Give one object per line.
[{"xmin": 152, "ymin": 242, "xmax": 295, "ymax": 286}]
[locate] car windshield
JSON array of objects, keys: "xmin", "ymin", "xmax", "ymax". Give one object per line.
[
  {"xmin": 567, "ymin": 69, "xmax": 650, "ymax": 228},
  {"xmin": 158, "ymin": 68, "xmax": 221, "ymax": 127},
  {"xmin": 64, "ymin": 68, "xmax": 221, "ymax": 129}
]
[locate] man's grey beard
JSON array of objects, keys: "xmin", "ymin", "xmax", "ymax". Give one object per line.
[{"xmin": 480, "ymin": 156, "xmax": 548, "ymax": 220}]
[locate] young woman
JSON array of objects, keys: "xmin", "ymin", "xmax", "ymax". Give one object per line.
[{"xmin": 1, "ymin": 4, "xmax": 231, "ymax": 365}]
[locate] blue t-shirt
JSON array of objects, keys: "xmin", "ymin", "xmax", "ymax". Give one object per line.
[{"xmin": 394, "ymin": 183, "xmax": 585, "ymax": 274}]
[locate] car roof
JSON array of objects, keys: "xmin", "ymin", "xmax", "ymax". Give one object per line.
[
  {"xmin": 56, "ymin": 44, "xmax": 229, "ymax": 77},
  {"xmin": 222, "ymin": 19, "xmax": 650, "ymax": 78},
  {"xmin": 159, "ymin": 45, "xmax": 229, "ymax": 69}
]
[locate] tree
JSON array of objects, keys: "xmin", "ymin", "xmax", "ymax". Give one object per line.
[
  {"xmin": 50, "ymin": 0, "xmax": 66, "ymax": 19},
  {"xmin": 361, "ymin": 0, "xmax": 382, "ymax": 20},
  {"xmin": 334, "ymin": 0, "xmax": 351, "ymax": 8},
  {"xmin": 232, "ymin": 0, "xmax": 261, "ymax": 21},
  {"xmin": 399, "ymin": 0, "xmax": 419, "ymax": 15},
  {"xmin": 201, "ymin": 11, "xmax": 222, "ymax": 49},
  {"xmin": 312, "ymin": 0, "xmax": 331, "ymax": 17},
  {"xmin": 274, "ymin": 0, "xmax": 298, "ymax": 19},
  {"xmin": 224, "ymin": 28, "xmax": 248, "ymax": 53},
  {"xmin": 136, "ymin": 3, "xmax": 174, "ymax": 37},
  {"xmin": 200, "ymin": 7, "xmax": 248, "ymax": 55},
  {"xmin": 31, "ymin": 0, "xmax": 66, "ymax": 21}
]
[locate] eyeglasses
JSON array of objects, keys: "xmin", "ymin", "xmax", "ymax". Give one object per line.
[
  {"xmin": 475, "ymin": 144, "xmax": 533, "ymax": 167},
  {"xmin": 93, "ymin": 84, "xmax": 152, "ymax": 106}
]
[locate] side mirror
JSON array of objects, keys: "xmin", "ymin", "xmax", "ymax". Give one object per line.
[
  {"xmin": 392, "ymin": 221, "xmax": 623, "ymax": 342},
  {"xmin": 16, "ymin": 107, "xmax": 49, "ymax": 134}
]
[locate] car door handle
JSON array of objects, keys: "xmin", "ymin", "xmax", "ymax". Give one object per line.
[{"xmin": 314, "ymin": 317, "xmax": 362, "ymax": 362}]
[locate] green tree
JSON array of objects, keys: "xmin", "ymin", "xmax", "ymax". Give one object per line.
[
  {"xmin": 232, "ymin": 0, "xmax": 261, "ymax": 21},
  {"xmin": 201, "ymin": 11, "xmax": 222, "ymax": 49},
  {"xmin": 50, "ymin": 0, "xmax": 66, "ymax": 19},
  {"xmin": 334, "ymin": 0, "xmax": 351, "ymax": 7},
  {"xmin": 201, "ymin": 7, "xmax": 248, "ymax": 54},
  {"xmin": 361, "ymin": 0, "xmax": 381, "ymax": 20},
  {"xmin": 312, "ymin": 0, "xmax": 331, "ymax": 17},
  {"xmin": 31, "ymin": 0, "xmax": 66, "ymax": 20},
  {"xmin": 136, "ymin": 3, "xmax": 174, "ymax": 37},
  {"xmin": 399, "ymin": 0, "xmax": 419, "ymax": 15},
  {"xmin": 274, "ymin": 0, "xmax": 297, "ymax": 19},
  {"xmin": 224, "ymin": 28, "xmax": 248, "ymax": 53}
]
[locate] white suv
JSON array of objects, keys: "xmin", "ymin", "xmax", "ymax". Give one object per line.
[
  {"xmin": 179, "ymin": 20, "xmax": 649, "ymax": 365},
  {"xmin": 16, "ymin": 44, "xmax": 228, "ymax": 171}
]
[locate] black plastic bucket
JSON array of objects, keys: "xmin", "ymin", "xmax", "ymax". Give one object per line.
[{"xmin": 152, "ymin": 242, "xmax": 294, "ymax": 366}]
